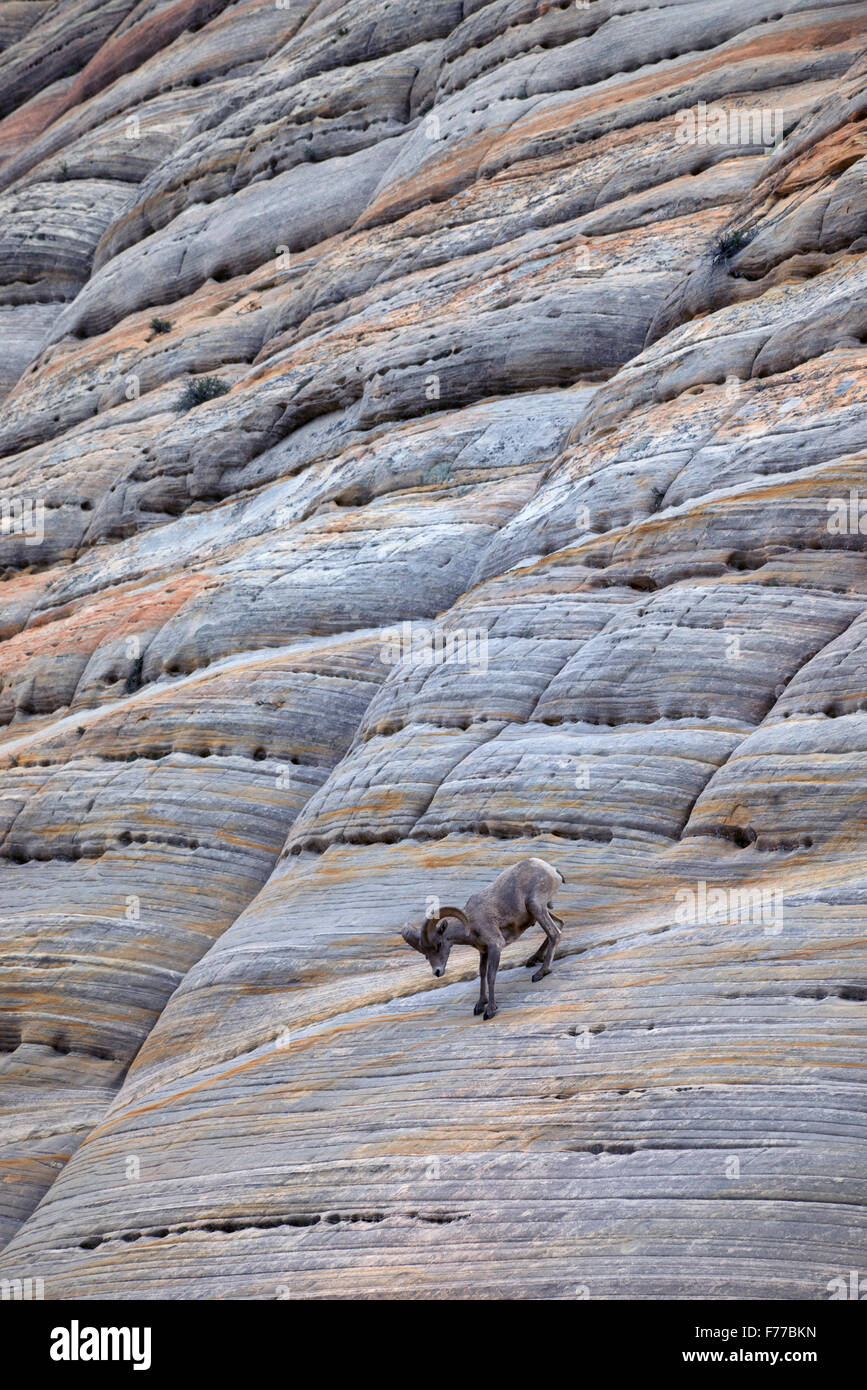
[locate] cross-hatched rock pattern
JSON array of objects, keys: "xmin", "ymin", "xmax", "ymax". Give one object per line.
[{"xmin": 0, "ymin": 0, "xmax": 865, "ymax": 1298}]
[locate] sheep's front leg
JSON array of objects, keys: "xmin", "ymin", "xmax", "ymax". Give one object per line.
[
  {"xmin": 483, "ymin": 944, "xmax": 500, "ymax": 1019},
  {"xmin": 529, "ymin": 901, "xmax": 562, "ymax": 982},
  {"xmin": 473, "ymin": 948, "xmax": 489, "ymax": 1015}
]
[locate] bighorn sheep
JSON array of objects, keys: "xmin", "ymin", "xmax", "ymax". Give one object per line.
[{"xmin": 400, "ymin": 857, "xmax": 566, "ymax": 1020}]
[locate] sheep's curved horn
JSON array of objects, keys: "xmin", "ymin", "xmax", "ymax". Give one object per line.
[
  {"xmin": 401, "ymin": 923, "xmax": 422, "ymax": 950},
  {"xmin": 433, "ymin": 906, "xmax": 469, "ymax": 927},
  {"xmin": 421, "ymin": 906, "xmax": 469, "ymax": 948}
]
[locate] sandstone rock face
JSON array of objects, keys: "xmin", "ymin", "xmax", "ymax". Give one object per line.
[{"xmin": 0, "ymin": 1, "xmax": 865, "ymax": 1299}]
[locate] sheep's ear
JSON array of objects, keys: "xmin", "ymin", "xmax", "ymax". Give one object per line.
[
  {"xmin": 401, "ymin": 924, "xmax": 421, "ymax": 951},
  {"xmin": 436, "ymin": 919, "xmax": 447, "ymax": 937}
]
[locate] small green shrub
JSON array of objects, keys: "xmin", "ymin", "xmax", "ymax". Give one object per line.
[
  {"xmin": 59, "ymin": 161, "xmax": 70, "ymax": 180},
  {"xmin": 149, "ymin": 316, "xmax": 172, "ymax": 335},
  {"xmin": 174, "ymin": 376, "xmax": 230, "ymax": 412},
  {"xmin": 712, "ymin": 225, "xmax": 758, "ymax": 265}
]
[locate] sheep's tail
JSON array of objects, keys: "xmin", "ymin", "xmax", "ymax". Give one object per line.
[{"xmin": 558, "ymin": 868, "xmax": 567, "ymax": 884}]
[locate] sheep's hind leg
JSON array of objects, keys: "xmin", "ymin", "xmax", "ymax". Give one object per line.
[
  {"xmin": 474, "ymin": 949, "xmax": 489, "ymax": 1015},
  {"xmin": 529, "ymin": 901, "xmax": 562, "ymax": 982},
  {"xmin": 524, "ymin": 938, "xmax": 545, "ymax": 968}
]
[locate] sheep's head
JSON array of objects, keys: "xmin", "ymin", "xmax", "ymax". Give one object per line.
[{"xmin": 401, "ymin": 908, "xmax": 467, "ymax": 978}]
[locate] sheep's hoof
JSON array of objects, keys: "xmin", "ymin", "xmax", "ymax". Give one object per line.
[
  {"xmin": 524, "ymin": 956, "xmax": 541, "ymax": 968},
  {"xmin": 531, "ymin": 967, "xmax": 550, "ymax": 982},
  {"xmin": 483, "ymin": 1005, "xmax": 498, "ymax": 1020},
  {"xmin": 474, "ymin": 1001, "xmax": 486, "ymax": 1015}
]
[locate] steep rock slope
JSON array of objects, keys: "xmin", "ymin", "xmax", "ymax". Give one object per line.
[{"xmin": 0, "ymin": 0, "xmax": 865, "ymax": 1297}]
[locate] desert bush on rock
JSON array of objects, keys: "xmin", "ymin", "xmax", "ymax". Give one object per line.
[
  {"xmin": 712, "ymin": 225, "xmax": 758, "ymax": 265},
  {"xmin": 174, "ymin": 377, "xmax": 229, "ymax": 412}
]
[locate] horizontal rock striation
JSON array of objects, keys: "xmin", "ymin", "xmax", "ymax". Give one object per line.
[{"xmin": 0, "ymin": 0, "xmax": 864, "ymax": 1297}]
